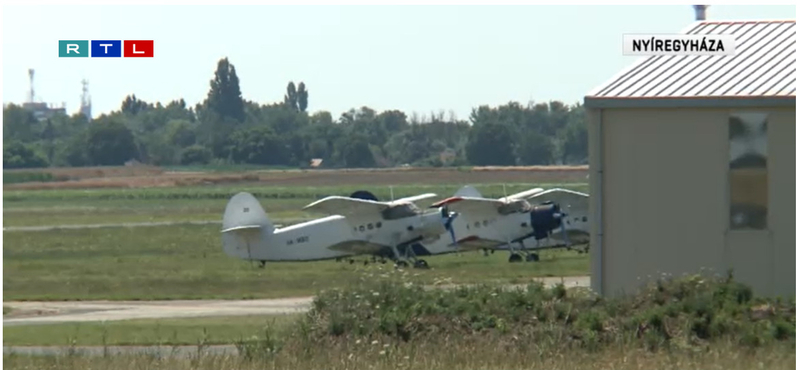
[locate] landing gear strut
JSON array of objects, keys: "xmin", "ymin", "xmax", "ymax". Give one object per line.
[
  {"xmin": 507, "ymin": 240, "xmax": 540, "ymax": 263},
  {"xmin": 390, "ymin": 243, "xmax": 429, "ymax": 269}
]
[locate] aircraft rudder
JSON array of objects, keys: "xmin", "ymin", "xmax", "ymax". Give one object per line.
[{"xmin": 222, "ymin": 192, "xmax": 275, "ymax": 234}]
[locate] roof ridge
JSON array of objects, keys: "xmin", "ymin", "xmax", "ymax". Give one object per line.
[{"xmin": 695, "ymin": 19, "xmax": 795, "ymax": 25}]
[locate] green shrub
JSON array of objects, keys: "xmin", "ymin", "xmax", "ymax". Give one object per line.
[{"xmin": 296, "ymin": 270, "xmax": 795, "ymax": 354}]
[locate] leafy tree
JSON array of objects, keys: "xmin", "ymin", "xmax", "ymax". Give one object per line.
[
  {"xmin": 180, "ymin": 145, "xmax": 212, "ymax": 165},
  {"xmin": 121, "ymin": 94, "xmax": 151, "ymax": 115},
  {"xmin": 284, "ymin": 82, "xmax": 298, "ymax": 111},
  {"xmin": 557, "ymin": 105, "xmax": 588, "ymax": 164},
  {"xmin": 465, "ymin": 121, "xmax": 516, "ymax": 166},
  {"xmin": 517, "ymin": 130, "xmax": 554, "ymax": 165},
  {"xmin": 310, "ymin": 111, "xmax": 333, "ymax": 126},
  {"xmin": 86, "ymin": 119, "xmax": 138, "ymax": 165},
  {"xmin": 3, "ymin": 104, "xmax": 38, "ymax": 143},
  {"xmin": 297, "ymin": 82, "xmax": 308, "ymax": 112},
  {"xmin": 229, "ymin": 126, "xmax": 286, "ymax": 165},
  {"xmin": 3, "ymin": 141, "xmax": 48, "ymax": 169},
  {"xmin": 206, "ymin": 58, "xmax": 245, "ymax": 122},
  {"xmin": 337, "ymin": 133, "xmax": 375, "ymax": 168}
]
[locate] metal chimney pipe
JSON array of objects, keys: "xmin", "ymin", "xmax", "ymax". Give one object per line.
[{"xmin": 693, "ymin": 5, "xmax": 708, "ymax": 21}]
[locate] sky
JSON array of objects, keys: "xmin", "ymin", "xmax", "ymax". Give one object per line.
[{"xmin": 2, "ymin": 4, "xmax": 796, "ymax": 121}]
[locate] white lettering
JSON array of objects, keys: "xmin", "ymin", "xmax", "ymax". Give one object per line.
[
  {"xmin": 100, "ymin": 43, "xmax": 113, "ymax": 54},
  {"xmin": 67, "ymin": 44, "xmax": 80, "ymax": 54},
  {"xmin": 133, "ymin": 44, "xmax": 144, "ymax": 54}
]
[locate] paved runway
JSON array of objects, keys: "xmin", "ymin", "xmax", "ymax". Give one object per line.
[{"xmin": 3, "ymin": 276, "xmax": 590, "ymax": 327}]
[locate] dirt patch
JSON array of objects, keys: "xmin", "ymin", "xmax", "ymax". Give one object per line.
[{"xmin": 4, "ymin": 166, "xmax": 589, "ymax": 190}]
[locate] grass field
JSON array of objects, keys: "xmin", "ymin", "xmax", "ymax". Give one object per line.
[
  {"xmin": 3, "ymin": 183, "xmax": 588, "ymax": 227},
  {"xmin": 3, "ymin": 224, "xmax": 589, "ymax": 301},
  {"xmin": 3, "ymin": 314, "xmax": 300, "ymax": 346},
  {"xmin": 4, "ymin": 165, "xmax": 589, "ymax": 190},
  {"xmin": 4, "ymin": 167, "xmax": 590, "ymax": 301}
]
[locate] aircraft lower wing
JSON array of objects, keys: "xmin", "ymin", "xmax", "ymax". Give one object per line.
[
  {"xmin": 326, "ymin": 236, "xmax": 429, "ymax": 257},
  {"xmin": 327, "ymin": 240, "xmax": 389, "ymax": 255}
]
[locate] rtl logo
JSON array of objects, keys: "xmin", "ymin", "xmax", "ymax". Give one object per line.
[{"xmin": 59, "ymin": 40, "xmax": 154, "ymax": 58}]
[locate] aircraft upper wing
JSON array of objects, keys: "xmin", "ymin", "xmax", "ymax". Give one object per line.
[
  {"xmin": 303, "ymin": 196, "xmax": 388, "ymax": 218},
  {"xmin": 499, "ymin": 187, "xmax": 545, "ymax": 202},
  {"xmin": 389, "ymin": 193, "xmax": 438, "ymax": 205},
  {"xmin": 430, "ymin": 196, "xmax": 507, "ymax": 215},
  {"xmin": 527, "ymin": 188, "xmax": 589, "ymax": 212},
  {"xmin": 303, "ymin": 193, "xmax": 438, "ymax": 218}
]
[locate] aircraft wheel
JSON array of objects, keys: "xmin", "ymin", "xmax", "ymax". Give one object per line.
[
  {"xmin": 349, "ymin": 259, "xmax": 355, "ymax": 264},
  {"xmin": 364, "ymin": 260, "xmax": 369, "ymax": 266},
  {"xmin": 508, "ymin": 254, "xmax": 523, "ymax": 263},
  {"xmin": 395, "ymin": 261, "xmax": 409, "ymax": 268},
  {"xmin": 526, "ymin": 253, "xmax": 540, "ymax": 262},
  {"xmin": 413, "ymin": 259, "xmax": 429, "ymax": 269}
]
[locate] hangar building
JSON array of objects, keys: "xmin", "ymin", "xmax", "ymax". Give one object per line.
[{"xmin": 584, "ymin": 19, "xmax": 795, "ymax": 297}]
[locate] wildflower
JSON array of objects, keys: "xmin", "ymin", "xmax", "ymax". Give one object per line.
[
  {"xmin": 379, "ymin": 350, "xmax": 386, "ymax": 355},
  {"xmin": 371, "ymin": 340, "xmax": 379, "ymax": 345},
  {"xmin": 383, "ymin": 344, "xmax": 390, "ymax": 348},
  {"xmin": 356, "ymin": 339, "xmax": 361, "ymax": 344},
  {"xmin": 373, "ymin": 292, "xmax": 380, "ymax": 296}
]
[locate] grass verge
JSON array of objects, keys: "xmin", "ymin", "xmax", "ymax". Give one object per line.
[
  {"xmin": 3, "ymin": 183, "xmax": 587, "ymax": 227},
  {"xmin": 3, "ymin": 315, "xmax": 300, "ymax": 346}
]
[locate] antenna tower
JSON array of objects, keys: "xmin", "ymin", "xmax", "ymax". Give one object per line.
[
  {"xmin": 28, "ymin": 69, "xmax": 35, "ymax": 103},
  {"xmin": 80, "ymin": 79, "xmax": 92, "ymax": 121}
]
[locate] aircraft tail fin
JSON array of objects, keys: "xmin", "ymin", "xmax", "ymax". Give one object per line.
[
  {"xmin": 221, "ymin": 192, "xmax": 274, "ymax": 261},
  {"xmin": 222, "ymin": 192, "xmax": 275, "ymax": 234},
  {"xmin": 454, "ymin": 185, "xmax": 483, "ymax": 198}
]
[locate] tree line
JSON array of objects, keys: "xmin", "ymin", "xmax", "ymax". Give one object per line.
[{"xmin": 3, "ymin": 58, "xmax": 587, "ymax": 169}]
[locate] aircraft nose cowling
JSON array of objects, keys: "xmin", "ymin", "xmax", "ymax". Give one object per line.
[{"xmin": 529, "ymin": 203, "xmax": 564, "ymax": 240}]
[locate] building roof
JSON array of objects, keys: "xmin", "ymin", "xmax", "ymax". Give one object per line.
[{"xmin": 585, "ymin": 19, "xmax": 796, "ymax": 108}]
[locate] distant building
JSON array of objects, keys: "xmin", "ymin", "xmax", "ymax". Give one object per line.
[
  {"xmin": 309, "ymin": 158, "xmax": 323, "ymax": 168},
  {"xmin": 21, "ymin": 102, "xmax": 67, "ymax": 121},
  {"xmin": 439, "ymin": 148, "xmax": 456, "ymax": 165}
]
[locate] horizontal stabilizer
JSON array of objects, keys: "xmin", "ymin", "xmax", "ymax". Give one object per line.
[
  {"xmin": 453, "ymin": 185, "xmax": 483, "ymax": 198},
  {"xmin": 221, "ymin": 224, "xmax": 263, "ymax": 233}
]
